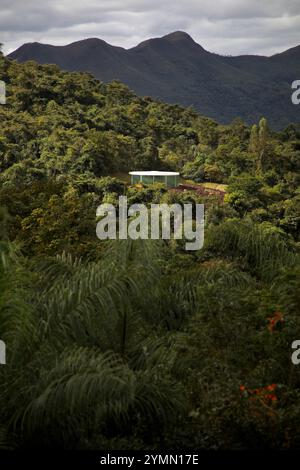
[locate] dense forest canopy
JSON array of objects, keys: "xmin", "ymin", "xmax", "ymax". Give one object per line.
[{"xmin": 0, "ymin": 51, "xmax": 300, "ymax": 450}]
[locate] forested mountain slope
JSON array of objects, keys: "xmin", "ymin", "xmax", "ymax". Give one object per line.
[{"xmin": 9, "ymin": 31, "xmax": 300, "ymax": 128}]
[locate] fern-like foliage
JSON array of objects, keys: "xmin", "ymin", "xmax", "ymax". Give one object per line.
[{"xmin": 0, "ymin": 239, "xmax": 185, "ymax": 447}]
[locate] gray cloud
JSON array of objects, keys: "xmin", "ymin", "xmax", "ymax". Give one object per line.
[{"xmin": 1, "ymin": 0, "xmax": 300, "ymax": 56}]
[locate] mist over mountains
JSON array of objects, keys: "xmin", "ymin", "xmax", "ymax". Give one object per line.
[{"xmin": 8, "ymin": 31, "xmax": 300, "ymax": 129}]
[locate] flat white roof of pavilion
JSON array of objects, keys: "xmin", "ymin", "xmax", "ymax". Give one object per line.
[{"xmin": 129, "ymin": 171, "xmax": 179, "ymax": 176}]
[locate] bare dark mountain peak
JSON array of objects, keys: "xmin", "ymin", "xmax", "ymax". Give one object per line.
[
  {"xmin": 271, "ymin": 44, "xmax": 300, "ymax": 58},
  {"xmin": 162, "ymin": 31, "xmax": 195, "ymax": 42},
  {"xmin": 17, "ymin": 41, "xmax": 52, "ymax": 50},
  {"xmin": 69, "ymin": 37, "xmax": 106, "ymax": 47},
  {"xmin": 64, "ymin": 37, "xmax": 124, "ymax": 53},
  {"xmin": 12, "ymin": 37, "xmax": 122, "ymax": 57},
  {"xmin": 132, "ymin": 30, "xmax": 203, "ymax": 52},
  {"xmin": 77, "ymin": 37, "xmax": 104, "ymax": 44},
  {"xmin": 67, "ymin": 37, "xmax": 115, "ymax": 48}
]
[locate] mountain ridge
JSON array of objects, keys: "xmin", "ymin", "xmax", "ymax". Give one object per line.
[{"xmin": 8, "ymin": 31, "xmax": 300, "ymax": 128}]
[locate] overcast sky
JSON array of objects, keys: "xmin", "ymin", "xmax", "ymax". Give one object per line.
[{"xmin": 1, "ymin": 0, "xmax": 300, "ymax": 56}]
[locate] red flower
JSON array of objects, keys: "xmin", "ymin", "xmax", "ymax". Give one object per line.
[
  {"xmin": 266, "ymin": 384, "xmax": 277, "ymax": 392},
  {"xmin": 239, "ymin": 384, "xmax": 278, "ymax": 404},
  {"xmin": 267, "ymin": 312, "xmax": 284, "ymax": 332}
]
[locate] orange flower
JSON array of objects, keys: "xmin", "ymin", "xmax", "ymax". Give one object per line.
[
  {"xmin": 266, "ymin": 384, "xmax": 277, "ymax": 392},
  {"xmin": 240, "ymin": 384, "xmax": 278, "ymax": 404},
  {"xmin": 267, "ymin": 312, "xmax": 284, "ymax": 332},
  {"xmin": 265, "ymin": 393, "xmax": 277, "ymax": 402}
]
